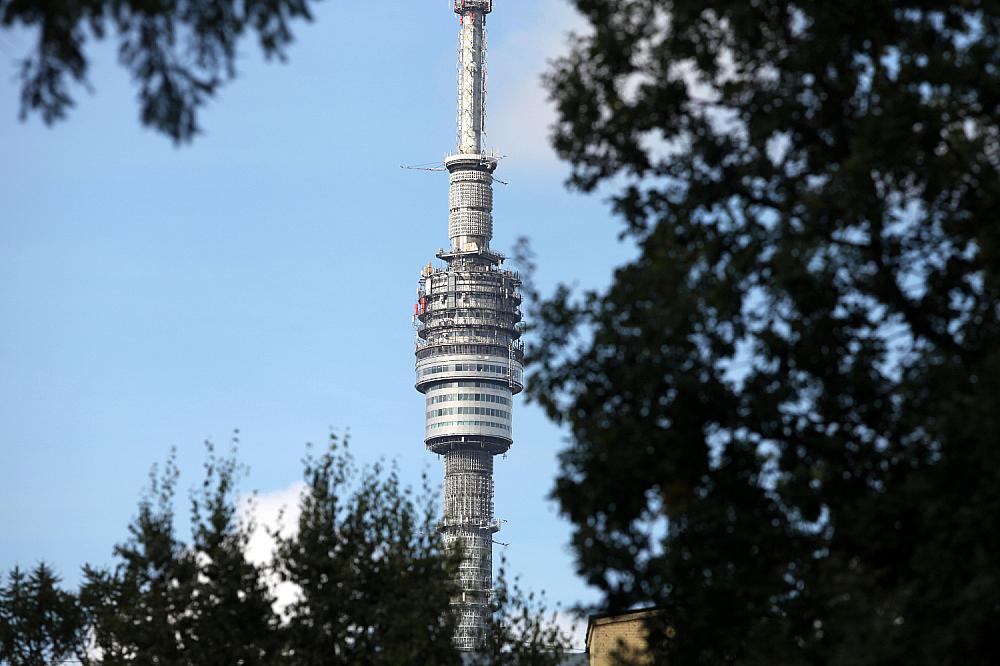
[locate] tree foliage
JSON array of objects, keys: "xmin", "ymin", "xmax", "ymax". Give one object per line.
[
  {"xmin": 481, "ymin": 561, "xmax": 577, "ymax": 666},
  {"xmin": 79, "ymin": 442, "xmax": 280, "ymax": 665},
  {"xmin": 79, "ymin": 454, "xmax": 197, "ymax": 664},
  {"xmin": 1, "ymin": 436, "xmax": 572, "ymax": 663},
  {"xmin": 0, "ymin": 563, "xmax": 82, "ymax": 666},
  {"xmin": 0, "ymin": 0, "xmax": 317, "ymax": 141},
  {"xmin": 185, "ymin": 443, "xmax": 282, "ymax": 665},
  {"xmin": 272, "ymin": 439, "xmax": 461, "ymax": 666},
  {"xmin": 533, "ymin": 1, "xmax": 1000, "ymax": 664}
]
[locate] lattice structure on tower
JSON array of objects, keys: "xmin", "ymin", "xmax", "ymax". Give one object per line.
[{"xmin": 412, "ymin": 0, "xmax": 523, "ymax": 652}]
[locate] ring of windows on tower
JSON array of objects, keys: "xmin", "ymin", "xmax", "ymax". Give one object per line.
[
  {"xmin": 420, "ymin": 362, "xmax": 508, "ymax": 376},
  {"xmin": 428, "ymin": 392, "xmax": 510, "ymax": 405},
  {"xmin": 426, "ymin": 420, "xmax": 510, "ymax": 432},
  {"xmin": 427, "ymin": 407, "xmax": 510, "ymax": 419},
  {"xmin": 416, "ymin": 344, "xmax": 522, "ymax": 361},
  {"xmin": 427, "ymin": 380, "xmax": 510, "ymax": 390}
]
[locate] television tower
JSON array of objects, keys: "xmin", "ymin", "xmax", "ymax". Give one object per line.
[{"xmin": 413, "ymin": 0, "xmax": 523, "ymax": 651}]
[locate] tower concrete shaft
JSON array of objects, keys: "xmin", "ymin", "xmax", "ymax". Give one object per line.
[{"xmin": 413, "ymin": 0, "xmax": 523, "ymax": 651}]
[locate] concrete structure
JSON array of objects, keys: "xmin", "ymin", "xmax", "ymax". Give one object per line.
[
  {"xmin": 585, "ymin": 609, "xmax": 664, "ymax": 665},
  {"xmin": 413, "ymin": 0, "xmax": 523, "ymax": 651}
]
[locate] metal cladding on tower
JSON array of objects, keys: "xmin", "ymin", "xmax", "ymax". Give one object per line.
[{"xmin": 413, "ymin": 0, "xmax": 523, "ymax": 652}]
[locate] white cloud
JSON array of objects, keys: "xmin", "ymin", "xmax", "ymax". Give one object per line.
[
  {"xmin": 488, "ymin": 0, "xmax": 590, "ymax": 169},
  {"xmin": 240, "ymin": 481, "xmax": 306, "ymax": 614},
  {"xmin": 241, "ymin": 480, "xmax": 304, "ymax": 564}
]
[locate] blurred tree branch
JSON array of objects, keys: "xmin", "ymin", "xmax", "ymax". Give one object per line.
[{"xmin": 0, "ymin": 0, "xmax": 317, "ymax": 142}]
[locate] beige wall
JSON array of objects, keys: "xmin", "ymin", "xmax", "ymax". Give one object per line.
[{"xmin": 586, "ymin": 610, "xmax": 661, "ymax": 666}]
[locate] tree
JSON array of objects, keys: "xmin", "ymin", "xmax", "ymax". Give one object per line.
[
  {"xmin": 481, "ymin": 560, "xmax": 577, "ymax": 666},
  {"xmin": 272, "ymin": 437, "xmax": 576, "ymax": 664},
  {"xmin": 79, "ymin": 454, "xmax": 199, "ymax": 664},
  {"xmin": 80, "ymin": 443, "xmax": 279, "ymax": 665},
  {"xmin": 272, "ymin": 437, "xmax": 462, "ymax": 666},
  {"xmin": 4, "ymin": 437, "xmax": 573, "ymax": 664},
  {"xmin": 0, "ymin": 563, "xmax": 82, "ymax": 666},
  {"xmin": 0, "ymin": 0, "xmax": 317, "ymax": 142},
  {"xmin": 185, "ymin": 441, "xmax": 281, "ymax": 665},
  {"xmin": 532, "ymin": 1, "xmax": 1000, "ymax": 664}
]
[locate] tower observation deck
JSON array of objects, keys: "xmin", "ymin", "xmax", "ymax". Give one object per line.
[{"xmin": 413, "ymin": 0, "xmax": 523, "ymax": 651}]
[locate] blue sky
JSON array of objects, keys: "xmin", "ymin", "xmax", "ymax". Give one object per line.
[{"xmin": 0, "ymin": 0, "xmax": 633, "ymax": 641}]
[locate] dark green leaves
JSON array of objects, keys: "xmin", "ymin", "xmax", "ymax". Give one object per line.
[
  {"xmin": 0, "ymin": 563, "xmax": 82, "ymax": 666},
  {"xmin": 273, "ymin": 440, "xmax": 461, "ymax": 666},
  {"xmin": 78, "ymin": 444, "xmax": 278, "ymax": 666},
  {"xmin": 1, "ymin": 436, "xmax": 574, "ymax": 664},
  {"xmin": 536, "ymin": 1, "xmax": 1000, "ymax": 663},
  {"xmin": 1, "ymin": 0, "xmax": 317, "ymax": 142}
]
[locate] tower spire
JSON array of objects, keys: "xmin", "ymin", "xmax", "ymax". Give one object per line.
[
  {"xmin": 446, "ymin": 0, "xmax": 497, "ymax": 255},
  {"xmin": 413, "ymin": 0, "xmax": 524, "ymax": 651},
  {"xmin": 454, "ymin": 0, "xmax": 492, "ymax": 155}
]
